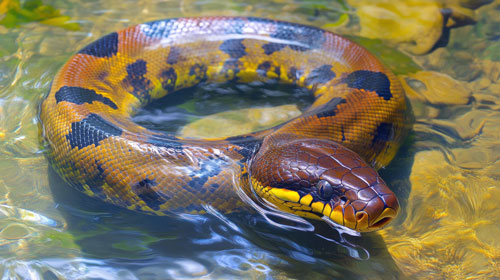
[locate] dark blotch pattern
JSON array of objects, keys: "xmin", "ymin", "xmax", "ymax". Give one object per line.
[
  {"xmin": 123, "ymin": 59, "xmax": 153, "ymax": 101},
  {"xmin": 342, "ymin": 70, "xmax": 392, "ymax": 100},
  {"xmin": 127, "ymin": 59, "xmax": 147, "ymax": 76},
  {"xmin": 78, "ymin": 32, "xmax": 119, "ymax": 58},
  {"xmin": 314, "ymin": 97, "xmax": 347, "ymax": 118},
  {"xmin": 256, "ymin": 61, "xmax": 280, "ymax": 79},
  {"xmin": 219, "ymin": 39, "xmax": 246, "ymax": 59},
  {"xmin": 221, "ymin": 60, "xmax": 240, "ymax": 80},
  {"xmin": 66, "ymin": 114, "xmax": 122, "ymax": 149},
  {"xmin": 372, "ymin": 122, "xmax": 394, "ymax": 145},
  {"xmin": 216, "ymin": 30, "xmax": 255, "ymax": 80},
  {"xmin": 257, "ymin": 61, "xmax": 271, "ymax": 76},
  {"xmin": 260, "ymin": 20, "xmax": 325, "ymax": 55},
  {"xmin": 167, "ymin": 47, "xmax": 182, "ymax": 64},
  {"xmin": 160, "ymin": 67, "xmax": 177, "ymax": 92},
  {"xmin": 55, "ymin": 86, "xmax": 117, "ymax": 109},
  {"xmin": 305, "ymin": 65, "xmax": 336, "ymax": 86},
  {"xmin": 189, "ymin": 63, "xmax": 208, "ymax": 83},
  {"xmin": 262, "ymin": 43, "xmax": 310, "ymax": 55},
  {"xmin": 273, "ymin": 66, "xmax": 281, "ymax": 78},
  {"xmin": 132, "ymin": 178, "xmax": 169, "ymax": 211},
  {"xmin": 225, "ymin": 134, "xmax": 260, "ymax": 145},
  {"xmin": 262, "ymin": 43, "xmax": 286, "ymax": 55},
  {"xmin": 287, "ymin": 67, "xmax": 303, "ymax": 82},
  {"xmin": 86, "ymin": 161, "xmax": 105, "ymax": 197},
  {"xmin": 225, "ymin": 135, "xmax": 260, "ymax": 159}
]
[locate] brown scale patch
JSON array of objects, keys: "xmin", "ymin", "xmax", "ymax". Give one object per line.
[
  {"xmin": 358, "ymin": 187, "xmax": 377, "ymax": 201},
  {"xmin": 342, "ymin": 172, "xmax": 367, "ymax": 190},
  {"xmin": 364, "ymin": 197, "xmax": 385, "ymax": 220},
  {"xmin": 122, "ymin": 59, "xmax": 154, "ymax": 101},
  {"xmin": 132, "ymin": 178, "xmax": 170, "ymax": 211},
  {"xmin": 343, "ymin": 204, "xmax": 356, "ymax": 227},
  {"xmin": 189, "ymin": 63, "xmax": 208, "ymax": 84}
]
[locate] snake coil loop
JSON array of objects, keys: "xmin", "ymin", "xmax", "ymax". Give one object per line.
[{"xmin": 40, "ymin": 16, "xmax": 411, "ymax": 232}]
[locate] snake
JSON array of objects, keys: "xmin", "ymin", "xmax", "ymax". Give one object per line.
[{"xmin": 39, "ymin": 16, "xmax": 412, "ymax": 232}]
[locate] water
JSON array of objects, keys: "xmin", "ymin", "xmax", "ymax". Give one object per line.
[
  {"xmin": 0, "ymin": 0, "xmax": 499, "ymax": 279},
  {"xmin": 132, "ymin": 81, "xmax": 313, "ymax": 135}
]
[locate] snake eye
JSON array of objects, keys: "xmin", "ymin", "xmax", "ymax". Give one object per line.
[{"xmin": 317, "ymin": 180, "xmax": 334, "ymax": 200}]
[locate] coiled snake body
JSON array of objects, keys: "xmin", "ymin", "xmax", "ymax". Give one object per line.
[{"xmin": 40, "ymin": 17, "xmax": 411, "ymax": 232}]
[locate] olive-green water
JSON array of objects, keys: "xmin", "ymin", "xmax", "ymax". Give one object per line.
[{"xmin": 0, "ymin": 0, "xmax": 499, "ymax": 279}]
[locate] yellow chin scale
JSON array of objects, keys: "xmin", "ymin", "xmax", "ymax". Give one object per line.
[{"xmin": 329, "ymin": 205, "xmax": 345, "ymax": 227}]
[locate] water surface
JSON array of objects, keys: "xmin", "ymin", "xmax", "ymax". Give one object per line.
[{"xmin": 0, "ymin": 0, "xmax": 499, "ymax": 279}]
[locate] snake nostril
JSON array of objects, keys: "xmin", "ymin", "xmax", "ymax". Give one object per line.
[
  {"xmin": 356, "ymin": 212, "xmax": 367, "ymax": 221},
  {"xmin": 340, "ymin": 196, "xmax": 347, "ymax": 203}
]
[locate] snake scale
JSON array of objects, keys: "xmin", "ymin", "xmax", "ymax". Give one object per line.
[{"xmin": 40, "ymin": 17, "xmax": 412, "ymax": 232}]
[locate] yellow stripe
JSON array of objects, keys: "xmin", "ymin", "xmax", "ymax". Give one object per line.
[{"xmin": 268, "ymin": 188, "xmax": 300, "ymax": 203}]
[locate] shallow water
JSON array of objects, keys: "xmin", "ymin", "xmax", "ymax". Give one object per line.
[{"xmin": 0, "ymin": 0, "xmax": 499, "ymax": 279}]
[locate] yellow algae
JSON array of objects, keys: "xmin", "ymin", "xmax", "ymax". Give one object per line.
[
  {"xmin": 347, "ymin": 0, "xmax": 444, "ymax": 54},
  {"xmin": 470, "ymin": 59, "xmax": 500, "ymax": 91},
  {"xmin": 380, "ymin": 150, "xmax": 500, "ymax": 279},
  {"xmin": 481, "ymin": 59, "xmax": 500, "ymax": 82},
  {"xmin": 180, "ymin": 104, "xmax": 301, "ymax": 138},
  {"xmin": 449, "ymin": 111, "xmax": 500, "ymax": 170},
  {"xmin": 347, "ymin": 0, "xmax": 486, "ymax": 54},
  {"xmin": 400, "ymin": 71, "xmax": 472, "ymax": 105},
  {"xmin": 0, "ymin": 0, "xmax": 79, "ymax": 30},
  {"xmin": 0, "ymin": 223, "xmax": 30, "ymax": 240}
]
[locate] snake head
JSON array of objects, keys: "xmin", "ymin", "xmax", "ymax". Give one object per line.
[{"xmin": 249, "ymin": 137, "xmax": 399, "ymax": 232}]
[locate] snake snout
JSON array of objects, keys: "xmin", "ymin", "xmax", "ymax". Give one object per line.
[
  {"xmin": 321, "ymin": 179, "xmax": 399, "ymax": 232},
  {"xmin": 347, "ymin": 181, "xmax": 399, "ymax": 232},
  {"xmin": 319, "ymin": 151, "xmax": 400, "ymax": 232}
]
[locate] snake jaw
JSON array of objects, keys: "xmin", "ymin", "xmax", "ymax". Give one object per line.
[{"xmin": 264, "ymin": 184, "xmax": 398, "ymax": 232}]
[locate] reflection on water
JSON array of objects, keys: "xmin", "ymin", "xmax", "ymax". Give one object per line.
[
  {"xmin": 40, "ymin": 166, "xmax": 401, "ymax": 279},
  {"xmin": 132, "ymin": 81, "xmax": 312, "ymax": 137},
  {"xmin": 0, "ymin": 0, "xmax": 499, "ymax": 279}
]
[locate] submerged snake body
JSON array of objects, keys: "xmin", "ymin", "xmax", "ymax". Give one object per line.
[{"xmin": 40, "ymin": 17, "xmax": 411, "ymax": 232}]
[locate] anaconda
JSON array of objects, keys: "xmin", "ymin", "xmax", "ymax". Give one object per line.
[{"xmin": 39, "ymin": 16, "xmax": 411, "ymax": 232}]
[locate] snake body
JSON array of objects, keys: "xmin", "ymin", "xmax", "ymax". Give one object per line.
[{"xmin": 40, "ymin": 17, "xmax": 411, "ymax": 232}]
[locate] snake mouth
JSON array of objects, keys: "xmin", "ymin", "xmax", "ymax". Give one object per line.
[
  {"xmin": 319, "ymin": 204, "xmax": 397, "ymax": 232},
  {"xmin": 370, "ymin": 213, "xmax": 393, "ymax": 228}
]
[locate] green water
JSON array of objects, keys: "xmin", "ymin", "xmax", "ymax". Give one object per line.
[{"xmin": 0, "ymin": 0, "xmax": 499, "ymax": 279}]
